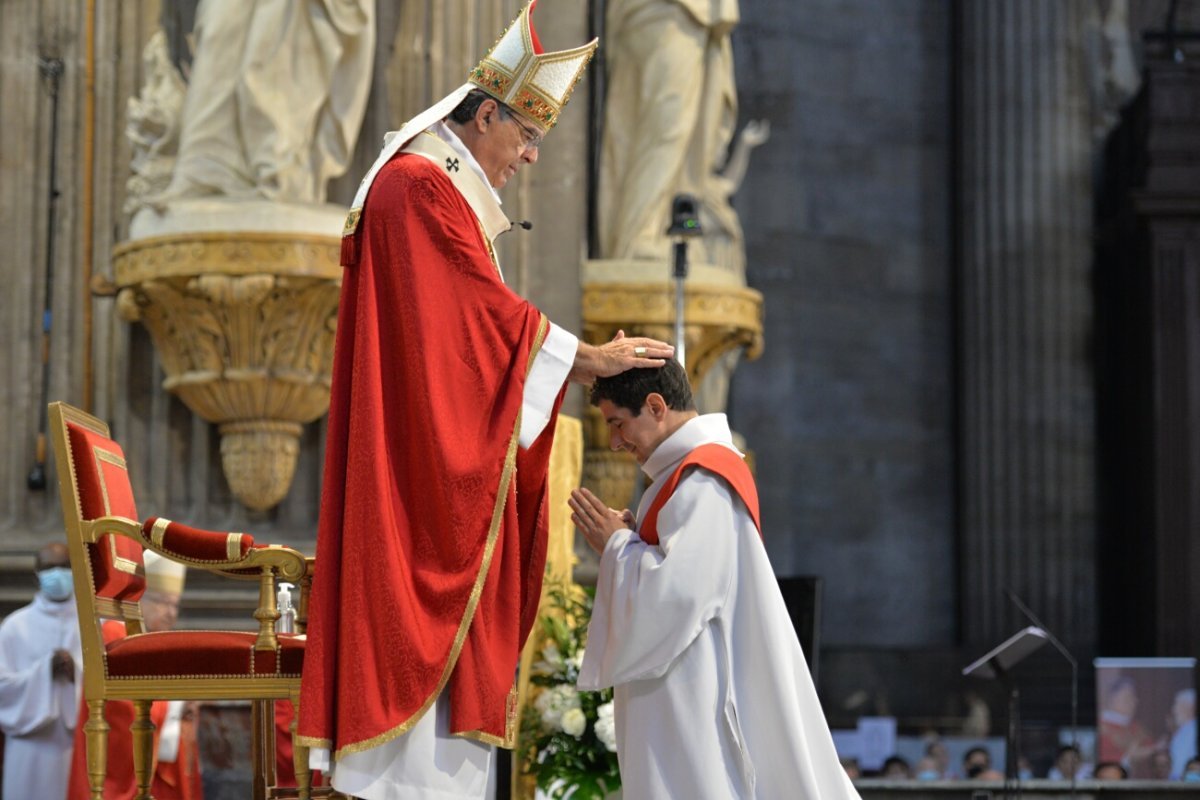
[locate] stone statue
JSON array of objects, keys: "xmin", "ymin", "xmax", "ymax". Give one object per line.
[
  {"xmin": 124, "ymin": 31, "xmax": 186, "ymax": 215},
  {"xmin": 112, "ymin": 2, "xmax": 377, "ymax": 512},
  {"xmin": 598, "ymin": 0, "xmax": 767, "ymax": 277},
  {"xmin": 158, "ymin": 0, "xmax": 376, "ymax": 205},
  {"xmin": 596, "ymin": 0, "xmax": 767, "ymax": 417}
]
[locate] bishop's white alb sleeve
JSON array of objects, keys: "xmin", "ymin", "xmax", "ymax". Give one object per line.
[
  {"xmin": 519, "ymin": 322, "xmax": 577, "ymax": 448},
  {"xmin": 577, "ymin": 471, "xmax": 739, "ymax": 689}
]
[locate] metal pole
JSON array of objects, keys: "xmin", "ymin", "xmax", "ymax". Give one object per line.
[
  {"xmin": 673, "ymin": 240, "xmax": 687, "ymax": 368},
  {"xmin": 28, "ymin": 57, "xmax": 64, "ymax": 491}
]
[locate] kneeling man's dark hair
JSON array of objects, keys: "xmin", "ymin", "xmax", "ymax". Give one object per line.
[{"xmin": 590, "ymin": 358, "xmax": 695, "ymax": 415}]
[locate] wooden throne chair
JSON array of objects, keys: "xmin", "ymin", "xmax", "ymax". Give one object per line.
[{"xmin": 48, "ymin": 400, "xmax": 331, "ymax": 800}]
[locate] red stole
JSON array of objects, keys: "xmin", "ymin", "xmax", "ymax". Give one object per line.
[
  {"xmin": 639, "ymin": 444, "xmax": 762, "ymax": 545},
  {"xmin": 298, "ymin": 152, "xmax": 561, "ymax": 757},
  {"xmin": 67, "ymin": 621, "xmax": 204, "ymax": 800}
]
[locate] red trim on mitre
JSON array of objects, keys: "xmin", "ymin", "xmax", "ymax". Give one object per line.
[
  {"xmin": 528, "ymin": 0, "xmax": 544, "ymax": 54},
  {"xmin": 639, "ymin": 443, "xmax": 762, "ymax": 546}
]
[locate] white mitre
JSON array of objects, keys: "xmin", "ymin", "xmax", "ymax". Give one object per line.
[
  {"xmin": 342, "ymin": 0, "xmax": 598, "ymax": 240},
  {"xmin": 143, "ymin": 549, "xmax": 187, "ymax": 596}
]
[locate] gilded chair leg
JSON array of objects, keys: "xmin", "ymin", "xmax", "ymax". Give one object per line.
[
  {"xmin": 85, "ymin": 699, "xmax": 109, "ymax": 800},
  {"xmin": 291, "ymin": 692, "xmax": 312, "ymax": 800},
  {"xmin": 131, "ymin": 699, "xmax": 155, "ymax": 800}
]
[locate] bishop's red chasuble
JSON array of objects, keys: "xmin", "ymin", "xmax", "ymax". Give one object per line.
[
  {"xmin": 298, "ymin": 139, "xmax": 562, "ymax": 759},
  {"xmin": 66, "ymin": 621, "xmax": 204, "ymax": 800}
]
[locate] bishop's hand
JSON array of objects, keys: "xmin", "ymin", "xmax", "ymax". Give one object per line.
[{"xmin": 568, "ymin": 330, "xmax": 674, "ymax": 384}]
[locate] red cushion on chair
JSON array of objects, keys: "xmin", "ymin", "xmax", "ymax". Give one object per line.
[
  {"xmin": 66, "ymin": 421, "xmax": 145, "ymax": 602},
  {"xmin": 142, "ymin": 517, "xmax": 255, "ymax": 562},
  {"xmin": 105, "ymin": 631, "xmax": 305, "ymax": 678}
]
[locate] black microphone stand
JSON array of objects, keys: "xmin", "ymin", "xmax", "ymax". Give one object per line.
[{"xmin": 1008, "ymin": 590, "xmax": 1078, "ymax": 800}]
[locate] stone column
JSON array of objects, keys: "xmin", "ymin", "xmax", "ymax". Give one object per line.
[
  {"xmin": 1098, "ymin": 35, "xmax": 1200, "ymax": 658},
  {"xmin": 957, "ymin": 0, "xmax": 1098, "ymax": 651}
]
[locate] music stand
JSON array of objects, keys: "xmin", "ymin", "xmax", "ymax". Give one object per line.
[{"xmin": 962, "ymin": 626, "xmax": 1049, "ymax": 794}]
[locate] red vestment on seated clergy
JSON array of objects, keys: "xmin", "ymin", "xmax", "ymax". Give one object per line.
[{"xmin": 298, "ymin": 152, "xmax": 562, "ymax": 758}]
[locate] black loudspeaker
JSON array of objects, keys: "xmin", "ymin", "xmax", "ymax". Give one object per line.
[{"xmin": 777, "ymin": 576, "xmax": 823, "ymax": 683}]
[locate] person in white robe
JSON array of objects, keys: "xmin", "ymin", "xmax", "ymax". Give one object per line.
[
  {"xmin": 0, "ymin": 542, "xmax": 83, "ymax": 800},
  {"xmin": 572, "ymin": 361, "xmax": 860, "ymax": 799}
]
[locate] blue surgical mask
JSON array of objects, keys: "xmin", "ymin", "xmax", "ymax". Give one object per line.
[
  {"xmin": 38, "ymin": 567, "xmax": 74, "ymax": 602},
  {"xmin": 1185, "ymin": 771, "xmax": 1200, "ymax": 783},
  {"xmin": 916, "ymin": 770, "xmax": 941, "ymax": 781}
]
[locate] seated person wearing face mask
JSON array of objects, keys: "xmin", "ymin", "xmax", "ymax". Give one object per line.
[{"xmin": 0, "ymin": 542, "xmax": 83, "ymax": 800}]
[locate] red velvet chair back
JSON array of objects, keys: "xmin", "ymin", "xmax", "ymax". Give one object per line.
[{"xmin": 64, "ymin": 420, "xmax": 146, "ymax": 603}]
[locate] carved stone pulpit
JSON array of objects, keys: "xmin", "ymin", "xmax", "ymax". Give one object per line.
[{"xmin": 112, "ymin": 203, "xmax": 343, "ymax": 511}]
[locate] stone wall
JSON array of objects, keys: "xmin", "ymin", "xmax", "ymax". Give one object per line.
[{"xmin": 730, "ymin": 0, "xmax": 956, "ymax": 648}]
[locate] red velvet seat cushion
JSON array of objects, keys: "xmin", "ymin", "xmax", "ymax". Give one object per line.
[{"xmin": 106, "ymin": 631, "xmax": 304, "ymax": 678}]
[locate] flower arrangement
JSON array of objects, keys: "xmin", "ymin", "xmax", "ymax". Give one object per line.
[{"xmin": 520, "ymin": 582, "xmax": 620, "ymax": 799}]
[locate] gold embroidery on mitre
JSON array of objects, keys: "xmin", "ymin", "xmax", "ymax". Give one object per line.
[{"xmin": 468, "ymin": 1, "xmax": 598, "ymax": 130}]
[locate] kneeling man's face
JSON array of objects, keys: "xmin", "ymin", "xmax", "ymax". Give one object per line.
[{"xmin": 598, "ymin": 398, "xmax": 665, "ymax": 465}]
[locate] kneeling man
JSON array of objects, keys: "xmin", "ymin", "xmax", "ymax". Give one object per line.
[{"xmin": 572, "ymin": 361, "xmax": 859, "ymax": 799}]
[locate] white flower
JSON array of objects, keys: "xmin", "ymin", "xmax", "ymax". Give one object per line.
[
  {"xmin": 534, "ymin": 684, "xmax": 581, "ymax": 731},
  {"xmin": 594, "ymin": 701, "xmax": 617, "ymax": 752},
  {"xmin": 541, "ymin": 643, "xmax": 565, "ymax": 669},
  {"xmin": 561, "ymin": 707, "xmax": 587, "ymax": 738},
  {"xmin": 567, "ymin": 648, "xmax": 586, "ymax": 671}
]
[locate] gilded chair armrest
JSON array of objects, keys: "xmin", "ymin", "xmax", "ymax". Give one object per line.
[
  {"xmin": 140, "ymin": 516, "xmax": 257, "ymax": 566},
  {"xmin": 238, "ymin": 545, "xmax": 308, "ymax": 584},
  {"xmin": 138, "ymin": 517, "xmax": 306, "ymax": 581},
  {"xmin": 80, "ymin": 515, "xmax": 144, "ymax": 544}
]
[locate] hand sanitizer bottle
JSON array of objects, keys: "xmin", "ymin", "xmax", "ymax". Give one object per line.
[{"xmin": 277, "ymin": 582, "xmax": 295, "ymax": 634}]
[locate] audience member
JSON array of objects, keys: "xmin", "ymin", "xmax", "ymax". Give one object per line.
[
  {"xmin": 925, "ymin": 739, "xmax": 951, "ymax": 777},
  {"xmin": 962, "ymin": 745, "xmax": 992, "ymax": 778},
  {"xmin": 841, "ymin": 758, "xmax": 862, "ymax": 780},
  {"xmin": 1047, "ymin": 743, "xmax": 1090, "ymax": 780},
  {"xmin": 914, "ymin": 756, "xmax": 942, "ymax": 780},
  {"xmin": 0, "ymin": 543, "xmax": 82, "ymax": 800},
  {"xmin": 1093, "ymin": 761, "xmax": 1129, "ymax": 781},
  {"xmin": 1150, "ymin": 749, "xmax": 1173, "ymax": 780},
  {"xmin": 1182, "ymin": 756, "xmax": 1200, "ymax": 783},
  {"xmin": 881, "ymin": 755, "xmax": 911, "ymax": 779}
]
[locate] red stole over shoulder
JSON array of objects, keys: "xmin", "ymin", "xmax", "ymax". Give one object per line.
[
  {"xmin": 298, "ymin": 152, "xmax": 562, "ymax": 756},
  {"xmin": 640, "ymin": 444, "xmax": 762, "ymax": 545}
]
